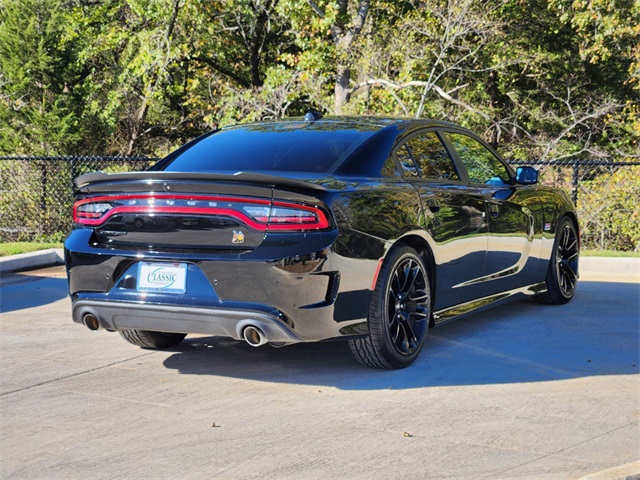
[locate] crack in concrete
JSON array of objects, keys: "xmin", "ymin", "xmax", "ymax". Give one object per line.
[
  {"xmin": 481, "ymin": 421, "xmax": 640, "ymax": 479},
  {"xmin": 0, "ymin": 351, "xmax": 157, "ymax": 397}
]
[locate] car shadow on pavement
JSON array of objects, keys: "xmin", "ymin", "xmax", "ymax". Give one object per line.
[
  {"xmin": 162, "ymin": 280, "xmax": 640, "ymax": 390},
  {"xmin": 0, "ymin": 273, "xmax": 68, "ymax": 313}
]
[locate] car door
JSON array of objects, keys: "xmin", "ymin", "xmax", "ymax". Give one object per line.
[
  {"xmin": 442, "ymin": 131, "xmax": 542, "ymax": 292},
  {"xmin": 389, "ymin": 129, "xmax": 490, "ymax": 309}
]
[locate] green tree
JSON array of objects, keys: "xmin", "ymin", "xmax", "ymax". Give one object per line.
[
  {"xmin": 280, "ymin": 0, "xmax": 372, "ymax": 114},
  {"xmin": 1, "ymin": 0, "xmax": 638, "ymax": 161},
  {"xmin": 0, "ymin": 0, "xmax": 87, "ymax": 154},
  {"xmin": 64, "ymin": 0, "xmax": 196, "ymax": 155}
]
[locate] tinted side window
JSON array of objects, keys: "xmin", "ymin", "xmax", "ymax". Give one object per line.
[
  {"xmin": 447, "ymin": 133, "xmax": 510, "ymax": 185},
  {"xmin": 405, "ymin": 132, "xmax": 460, "ymax": 181}
]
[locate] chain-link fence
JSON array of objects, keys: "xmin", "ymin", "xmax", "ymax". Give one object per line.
[
  {"xmin": 510, "ymin": 159, "xmax": 640, "ymax": 252},
  {"xmin": 0, "ymin": 156, "xmax": 157, "ymax": 243},
  {"xmin": 1, "ymin": 155, "xmax": 639, "ymax": 250}
]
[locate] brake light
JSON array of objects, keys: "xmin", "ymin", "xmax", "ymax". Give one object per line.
[
  {"xmin": 75, "ymin": 203, "xmax": 112, "ymax": 219},
  {"xmin": 74, "ymin": 201, "xmax": 115, "ymax": 222},
  {"xmin": 242, "ymin": 205, "xmax": 325, "ymax": 227},
  {"xmin": 73, "ymin": 195, "xmax": 330, "ymax": 231}
]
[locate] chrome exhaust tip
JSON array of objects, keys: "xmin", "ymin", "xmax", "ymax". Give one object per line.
[
  {"xmin": 82, "ymin": 313, "xmax": 101, "ymax": 331},
  {"xmin": 242, "ymin": 325, "xmax": 268, "ymax": 347}
]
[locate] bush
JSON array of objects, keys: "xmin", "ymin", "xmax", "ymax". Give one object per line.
[{"xmin": 578, "ymin": 167, "xmax": 640, "ymax": 251}]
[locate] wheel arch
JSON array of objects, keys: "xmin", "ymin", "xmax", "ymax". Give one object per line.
[
  {"xmin": 542, "ymin": 187, "xmax": 580, "ymax": 238},
  {"xmin": 563, "ymin": 211, "xmax": 580, "ymax": 240},
  {"xmin": 553, "ymin": 210, "xmax": 580, "ymax": 251},
  {"xmin": 389, "ymin": 233, "xmax": 437, "ymax": 318}
]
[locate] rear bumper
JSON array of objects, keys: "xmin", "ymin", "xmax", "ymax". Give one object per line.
[
  {"xmin": 72, "ymin": 299, "xmax": 301, "ymax": 343},
  {"xmin": 65, "ymin": 228, "xmax": 377, "ymax": 342}
]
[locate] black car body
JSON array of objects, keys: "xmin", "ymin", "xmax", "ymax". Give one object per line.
[{"xmin": 65, "ymin": 116, "xmax": 580, "ymax": 368}]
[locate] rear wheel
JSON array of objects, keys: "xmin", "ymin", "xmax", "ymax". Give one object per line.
[
  {"xmin": 537, "ymin": 217, "xmax": 579, "ymax": 304},
  {"xmin": 349, "ymin": 246, "xmax": 431, "ymax": 369},
  {"xmin": 119, "ymin": 329, "xmax": 187, "ymax": 349}
]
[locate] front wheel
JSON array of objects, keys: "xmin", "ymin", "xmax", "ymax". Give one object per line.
[
  {"xmin": 349, "ymin": 246, "xmax": 432, "ymax": 369},
  {"xmin": 119, "ymin": 329, "xmax": 187, "ymax": 349},
  {"xmin": 537, "ymin": 217, "xmax": 579, "ymax": 304}
]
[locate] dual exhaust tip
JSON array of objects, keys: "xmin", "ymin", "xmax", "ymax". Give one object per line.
[
  {"xmin": 83, "ymin": 313, "xmax": 270, "ymax": 348},
  {"xmin": 242, "ymin": 325, "xmax": 268, "ymax": 347},
  {"xmin": 82, "ymin": 313, "xmax": 101, "ymax": 331}
]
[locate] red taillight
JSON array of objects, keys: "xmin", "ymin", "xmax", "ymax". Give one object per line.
[
  {"xmin": 74, "ymin": 202, "xmax": 113, "ymax": 221},
  {"xmin": 73, "ymin": 195, "xmax": 330, "ymax": 232},
  {"xmin": 241, "ymin": 204, "xmax": 328, "ymax": 230}
]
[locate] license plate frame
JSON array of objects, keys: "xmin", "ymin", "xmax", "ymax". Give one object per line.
[{"xmin": 137, "ymin": 262, "xmax": 187, "ymax": 294}]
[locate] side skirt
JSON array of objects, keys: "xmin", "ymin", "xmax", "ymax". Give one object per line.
[{"xmin": 433, "ymin": 282, "xmax": 547, "ymax": 325}]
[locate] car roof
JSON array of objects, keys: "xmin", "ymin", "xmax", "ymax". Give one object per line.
[
  {"xmin": 221, "ymin": 116, "xmax": 461, "ymax": 133},
  {"xmin": 153, "ymin": 115, "xmax": 475, "ymax": 178}
]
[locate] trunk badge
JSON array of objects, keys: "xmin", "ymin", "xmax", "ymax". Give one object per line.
[{"xmin": 232, "ymin": 230, "xmax": 245, "ymax": 244}]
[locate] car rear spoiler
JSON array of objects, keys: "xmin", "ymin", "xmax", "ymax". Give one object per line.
[{"xmin": 74, "ymin": 171, "xmax": 328, "ymax": 192}]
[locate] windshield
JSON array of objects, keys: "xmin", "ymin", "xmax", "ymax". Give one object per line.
[{"xmin": 157, "ymin": 122, "xmax": 376, "ymax": 173}]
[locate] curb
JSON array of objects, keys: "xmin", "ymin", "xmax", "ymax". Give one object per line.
[
  {"xmin": 579, "ymin": 256, "xmax": 640, "ymax": 276},
  {"xmin": 0, "ymin": 248, "xmax": 64, "ymax": 274},
  {"xmin": 579, "ymin": 256, "xmax": 639, "ymax": 283}
]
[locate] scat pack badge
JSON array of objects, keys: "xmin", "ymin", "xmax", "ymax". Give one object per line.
[{"xmin": 232, "ymin": 230, "xmax": 245, "ymax": 244}]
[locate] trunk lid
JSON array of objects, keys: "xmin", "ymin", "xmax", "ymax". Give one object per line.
[{"xmin": 73, "ymin": 172, "xmax": 329, "ymax": 250}]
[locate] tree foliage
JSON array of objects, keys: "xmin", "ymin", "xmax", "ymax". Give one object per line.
[
  {"xmin": 0, "ymin": 0, "xmax": 638, "ymax": 160},
  {"xmin": 0, "ymin": 0, "xmax": 87, "ymax": 154},
  {"xmin": 578, "ymin": 167, "xmax": 640, "ymax": 251}
]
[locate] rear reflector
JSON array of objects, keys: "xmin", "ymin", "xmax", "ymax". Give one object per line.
[{"xmin": 73, "ymin": 194, "xmax": 330, "ymax": 232}]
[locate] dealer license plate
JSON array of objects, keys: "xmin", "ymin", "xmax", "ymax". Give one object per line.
[{"xmin": 137, "ymin": 262, "xmax": 187, "ymax": 294}]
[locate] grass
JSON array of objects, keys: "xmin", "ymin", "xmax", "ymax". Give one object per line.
[
  {"xmin": 581, "ymin": 249, "xmax": 640, "ymax": 258},
  {"xmin": 0, "ymin": 242, "xmax": 63, "ymax": 257}
]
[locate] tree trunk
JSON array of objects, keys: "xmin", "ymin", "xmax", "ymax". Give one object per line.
[
  {"xmin": 249, "ymin": 0, "xmax": 276, "ymax": 87},
  {"xmin": 335, "ymin": 64, "xmax": 351, "ymax": 114},
  {"xmin": 127, "ymin": 97, "xmax": 149, "ymax": 155},
  {"xmin": 309, "ymin": 0, "xmax": 370, "ymax": 115},
  {"xmin": 487, "ymin": 70, "xmax": 501, "ymax": 149}
]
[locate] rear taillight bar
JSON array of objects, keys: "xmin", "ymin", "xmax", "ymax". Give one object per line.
[{"xmin": 73, "ymin": 194, "xmax": 330, "ymax": 231}]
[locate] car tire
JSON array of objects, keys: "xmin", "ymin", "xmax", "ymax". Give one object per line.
[
  {"xmin": 119, "ymin": 329, "xmax": 187, "ymax": 349},
  {"xmin": 349, "ymin": 245, "xmax": 431, "ymax": 369},
  {"xmin": 536, "ymin": 216, "xmax": 579, "ymax": 305}
]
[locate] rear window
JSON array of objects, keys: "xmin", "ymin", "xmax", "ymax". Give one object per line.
[{"xmin": 158, "ymin": 122, "xmax": 375, "ymax": 173}]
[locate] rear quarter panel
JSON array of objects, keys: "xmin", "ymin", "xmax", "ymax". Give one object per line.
[{"xmin": 322, "ymin": 180, "xmax": 423, "ymax": 323}]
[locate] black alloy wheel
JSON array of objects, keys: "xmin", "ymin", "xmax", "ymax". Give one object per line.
[
  {"xmin": 538, "ymin": 217, "xmax": 579, "ymax": 304},
  {"xmin": 350, "ymin": 245, "xmax": 431, "ymax": 369}
]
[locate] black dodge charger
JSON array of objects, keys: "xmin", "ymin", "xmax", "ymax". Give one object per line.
[{"xmin": 64, "ymin": 115, "xmax": 580, "ymax": 369}]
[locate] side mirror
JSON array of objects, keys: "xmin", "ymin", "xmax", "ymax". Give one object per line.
[{"xmin": 515, "ymin": 166, "xmax": 538, "ymax": 185}]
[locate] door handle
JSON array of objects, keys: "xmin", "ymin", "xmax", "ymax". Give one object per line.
[
  {"xmin": 489, "ymin": 204, "xmax": 500, "ymax": 218},
  {"xmin": 427, "ymin": 199, "xmax": 440, "ymax": 213}
]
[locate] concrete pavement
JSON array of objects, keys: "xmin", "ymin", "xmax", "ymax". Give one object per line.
[{"xmin": 1, "ymin": 258, "xmax": 639, "ymax": 479}]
